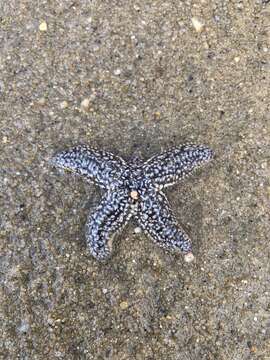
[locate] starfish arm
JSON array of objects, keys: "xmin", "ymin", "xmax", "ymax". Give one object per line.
[
  {"xmin": 135, "ymin": 190, "xmax": 192, "ymax": 256},
  {"xmin": 85, "ymin": 189, "xmax": 132, "ymax": 260},
  {"xmin": 51, "ymin": 145, "xmax": 128, "ymax": 189},
  {"xmin": 142, "ymin": 144, "xmax": 213, "ymax": 188}
]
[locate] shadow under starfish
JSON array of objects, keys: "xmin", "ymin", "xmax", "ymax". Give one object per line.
[{"xmin": 51, "ymin": 144, "xmax": 214, "ymax": 262}]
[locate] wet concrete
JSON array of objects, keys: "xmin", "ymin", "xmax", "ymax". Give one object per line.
[{"xmin": 1, "ymin": 1, "xmax": 269, "ymax": 359}]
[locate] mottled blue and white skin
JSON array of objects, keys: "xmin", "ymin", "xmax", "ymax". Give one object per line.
[{"xmin": 51, "ymin": 144, "xmax": 213, "ymax": 262}]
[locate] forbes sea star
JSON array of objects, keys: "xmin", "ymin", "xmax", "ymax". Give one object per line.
[{"xmin": 51, "ymin": 144, "xmax": 213, "ymax": 262}]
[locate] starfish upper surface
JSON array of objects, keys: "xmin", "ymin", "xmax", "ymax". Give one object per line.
[{"xmin": 51, "ymin": 144, "xmax": 213, "ymax": 261}]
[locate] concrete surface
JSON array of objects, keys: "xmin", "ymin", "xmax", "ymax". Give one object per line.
[{"xmin": 0, "ymin": 1, "xmax": 269, "ymax": 359}]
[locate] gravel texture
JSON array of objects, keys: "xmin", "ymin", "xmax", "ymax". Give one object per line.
[{"xmin": 1, "ymin": 1, "xmax": 269, "ymax": 359}]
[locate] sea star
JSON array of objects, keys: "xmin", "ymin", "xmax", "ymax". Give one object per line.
[{"xmin": 51, "ymin": 144, "xmax": 213, "ymax": 262}]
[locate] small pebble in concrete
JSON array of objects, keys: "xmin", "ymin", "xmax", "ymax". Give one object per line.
[
  {"xmin": 60, "ymin": 100, "xmax": 68, "ymax": 109},
  {"xmin": 184, "ymin": 252, "xmax": 195, "ymax": 263},
  {"xmin": 114, "ymin": 68, "xmax": 122, "ymax": 76},
  {"xmin": 191, "ymin": 17, "xmax": 204, "ymax": 33},
  {"xmin": 37, "ymin": 97, "xmax": 46, "ymax": 106},
  {"xmin": 80, "ymin": 98, "xmax": 90, "ymax": 111},
  {"xmin": 120, "ymin": 301, "xmax": 129, "ymax": 310},
  {"xmin": 39, "ymin": 21, "xmax": 48, "ymax": 32}
]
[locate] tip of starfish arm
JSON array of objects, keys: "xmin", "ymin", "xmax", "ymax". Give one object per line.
[{"xmin": 50, "ymin": 153, "xmax": 66, "ymax": 168}]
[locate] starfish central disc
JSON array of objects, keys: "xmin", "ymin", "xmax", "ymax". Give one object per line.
[{"xmin": 130, "ymin": 190, "xmax": 139, "ymax": 200}]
